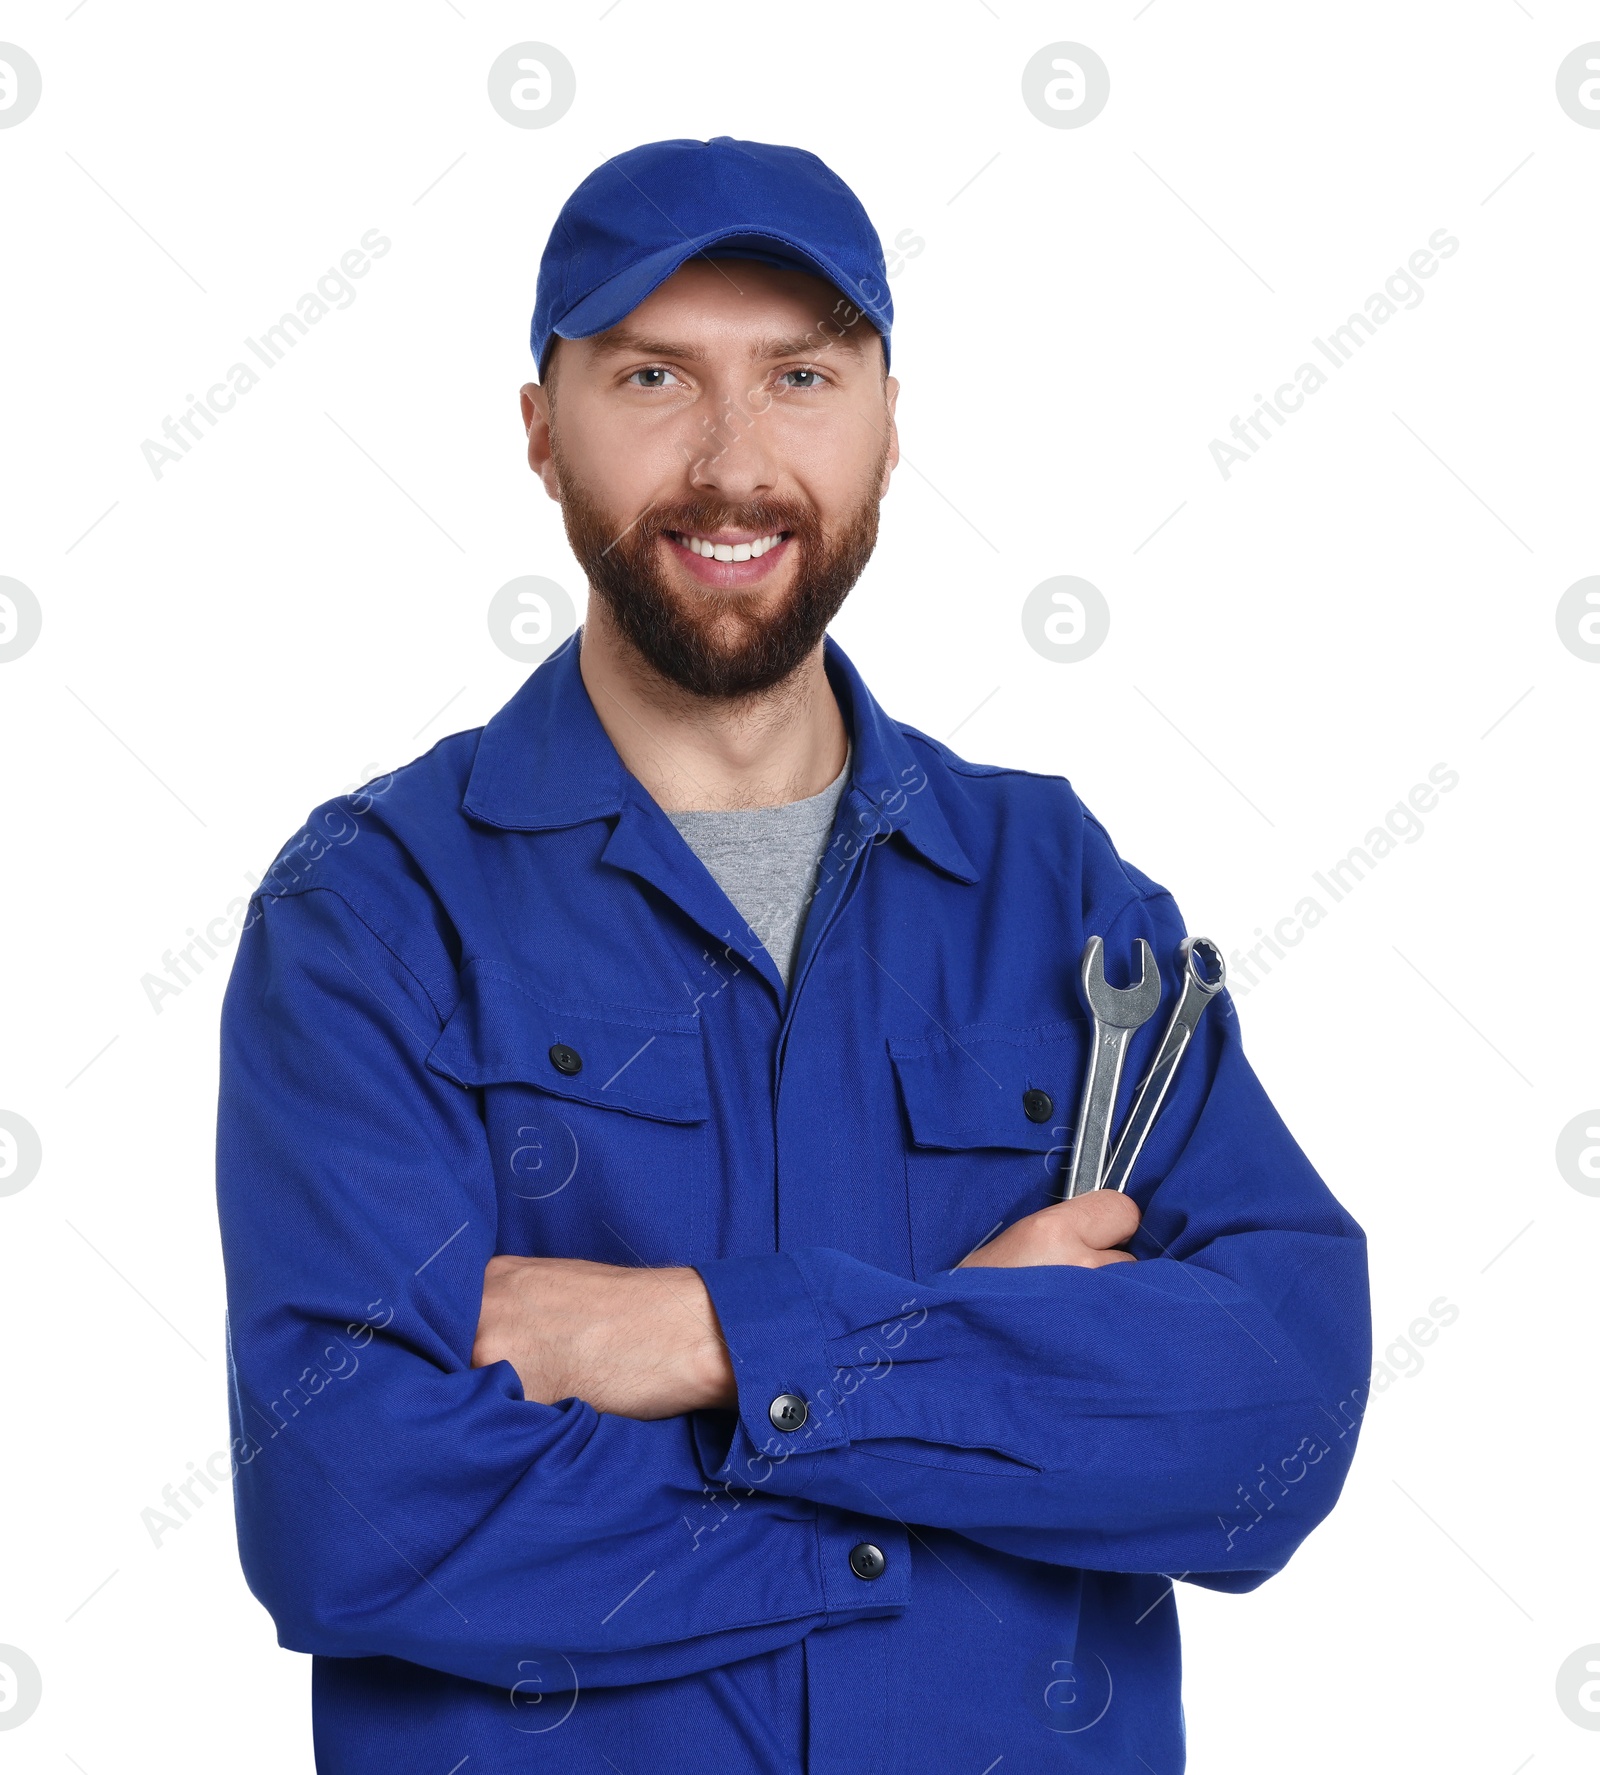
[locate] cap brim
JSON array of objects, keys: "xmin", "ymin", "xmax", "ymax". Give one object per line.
[{"xmin": 546, "ymin": 226, "xmax": 890, "ymax": 374}]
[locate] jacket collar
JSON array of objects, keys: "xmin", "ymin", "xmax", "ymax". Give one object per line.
[{"xmin": 462, "ymin": 631, "xmax": 978, "ymax": 883}]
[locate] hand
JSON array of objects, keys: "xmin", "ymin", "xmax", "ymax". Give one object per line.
[
  {"xmin": 956, "ymin": 1189, "xmax": 1140, "ymax": 1269},
  {"xmin": 472, "ymin": 1255, "xmax": 737, "ymax": 1419}
]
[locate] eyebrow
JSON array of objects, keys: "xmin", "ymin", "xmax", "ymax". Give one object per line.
[{"xmin": 586, "ymin": 325, "xmax": 872, "ymax": 364}]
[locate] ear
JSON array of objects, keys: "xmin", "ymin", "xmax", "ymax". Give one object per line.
[{"xmin": 520, "ymin": 381, "xmax": 562, "ymax": 503}]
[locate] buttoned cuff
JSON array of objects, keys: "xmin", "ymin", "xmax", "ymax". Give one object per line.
[{"xmin": 692, "ymin": 1251, "xmax": 851, "ymax": 1485}]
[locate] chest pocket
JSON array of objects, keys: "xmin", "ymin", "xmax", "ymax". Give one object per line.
[
  {"xmin": 427, "ymin": 961, "xmax": 710, "ymax": 1266},
  {"xmin": 890, "ymin": 1020, "xmax": 1089, "ymax": 1280}
]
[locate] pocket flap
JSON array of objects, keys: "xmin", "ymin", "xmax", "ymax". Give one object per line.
[
  {"xmin": 889, "ymin": 1021, "xmax": 1087, "ymax": 1153},
  {"xmin": 427, "ymin": 962, "xmax": 709, "ymax": 1124}
]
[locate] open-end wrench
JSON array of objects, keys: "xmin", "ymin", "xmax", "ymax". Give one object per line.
[
  {"xmin": 1098, "ymin": 936, "xmax": 1227, "ymax": 1195},
  {"xmin": 1061, "ymin": 935, "xmax": 1162, "ymax": 1200}
]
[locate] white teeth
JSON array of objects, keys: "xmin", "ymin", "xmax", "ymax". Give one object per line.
[{"xmin": 676, "ymin": 531, "xmax": 784, "ymax": 560}]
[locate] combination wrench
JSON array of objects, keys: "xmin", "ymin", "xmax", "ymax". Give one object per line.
[
  {"xmin": 1098, "ymin": 936, "xmax": 1227, "ymax": 1195},
  {"xmin": 1061, "ymin": 935, "xmax": 1162, "ymax": 1200}
]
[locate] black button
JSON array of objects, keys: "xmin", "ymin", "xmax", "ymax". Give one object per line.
[
  {"xmin": 849, "ymin": 1542, "xmax": 886, "ymax": 1580},
  {"xmin": 548, "ymin": 1043, "xmax": 582, "ymax": 1076},
  {"xmin": 1022, "ymin": 1088, "xmax": 1054, "ymax": 1123},
  {"xmin": 768, "ymin": 1392, "xmax": 808, "ymax": 1432}
]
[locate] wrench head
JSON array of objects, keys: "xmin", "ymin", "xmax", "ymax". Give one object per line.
[
  {"xmin": 1080, "ymin": 934, "xmax": 1163, "ymax": 1029},
  {"xmin": 1181, "ymin": 936, "xmax": 1227, "ymax": 998}
]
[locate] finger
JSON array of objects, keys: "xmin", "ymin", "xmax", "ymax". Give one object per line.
[
  {"xmin": 1087, "ymin": 1248, "xmax": 1138, "ymax": 1266},
  {"xmin": 1063, "ymin": 1189, "xmax": 1141, "ymax": 1248},
  {"xmin": 956, "ymin": 1240, "xmax": 1016, "ymax": 1270}
]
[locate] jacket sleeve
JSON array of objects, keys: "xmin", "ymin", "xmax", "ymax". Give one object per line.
[
  {"xmin": 691, "ymin": 887, "xmax": 1373, "ymax": 1591},
  {"xmin": 215, "ymin": 883, "xmax": 906, "ymax": 1695}
]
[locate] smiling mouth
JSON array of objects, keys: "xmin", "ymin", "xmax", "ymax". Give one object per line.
[{"xmin": 666, "ymin": 529, "xmax": 791, "ymax": 562}]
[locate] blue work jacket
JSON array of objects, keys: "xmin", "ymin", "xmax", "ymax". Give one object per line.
[{"xmin": 215, "ymin": 635, "xmax": 1371, "ymax": 1773}]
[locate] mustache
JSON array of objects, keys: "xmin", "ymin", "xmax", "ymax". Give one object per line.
[{"xmin": 627, "ymin": 496, "xmax": 820, "ymax": 545}]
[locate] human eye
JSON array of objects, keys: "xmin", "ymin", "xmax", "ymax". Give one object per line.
[
  {"xmin": 779, "ymin": 365, "xmax": 829, "ymax": 390},
  {"xmin": 625, "ymin": 365, "xmax": 683, "ymax": 389}
]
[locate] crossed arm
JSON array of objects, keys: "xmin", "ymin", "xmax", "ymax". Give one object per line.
[
  {"xmin": 221, "ymin": 886, "xmax": 1370, "ymax": 1692},
  {"xmin": 471, "ymin": 1188, "xmax": 1142, "ymax": 1418}
]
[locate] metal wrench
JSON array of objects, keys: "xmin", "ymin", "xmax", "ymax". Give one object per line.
[
  {"xmin": 1061, "ymin": 935, "xmax": 1162, "ymax": 1200},
  {"xmin": 1098, "ymin": 936, "xmax": 1227, "ymax": 1195}
]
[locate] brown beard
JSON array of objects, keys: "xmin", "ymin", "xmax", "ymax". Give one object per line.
[{"xmin": 553, "ymin": 437, "xmax": 886, "ymax": 700}]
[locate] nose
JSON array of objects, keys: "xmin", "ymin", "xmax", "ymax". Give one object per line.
[{"xmin": 685, "ymin": 392, "xmax": 779, "ymax": 502}]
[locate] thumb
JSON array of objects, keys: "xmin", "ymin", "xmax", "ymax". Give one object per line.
[{"xmin": 1068, "ymin": 1188, "xmax": 1141, "ymax": 1249}]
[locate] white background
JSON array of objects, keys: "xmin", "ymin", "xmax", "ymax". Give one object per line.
[{"xmin": 2, "ymin": 2, "xmax": 1597, "ymax": 1769}]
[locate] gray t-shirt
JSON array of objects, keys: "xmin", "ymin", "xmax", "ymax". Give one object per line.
[{"xmin": 667, "ymin": 753, "xmax": 851, "ymax": 985}]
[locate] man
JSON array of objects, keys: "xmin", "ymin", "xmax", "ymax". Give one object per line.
[{"xmin": 217, "ymin": 136, "xmax": 1370, "ymax": 1773}]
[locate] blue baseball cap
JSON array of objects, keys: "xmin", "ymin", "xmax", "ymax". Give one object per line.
[{"xmin": 530, "ymin": 136, "xmax": 892, "ymax": 379}]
